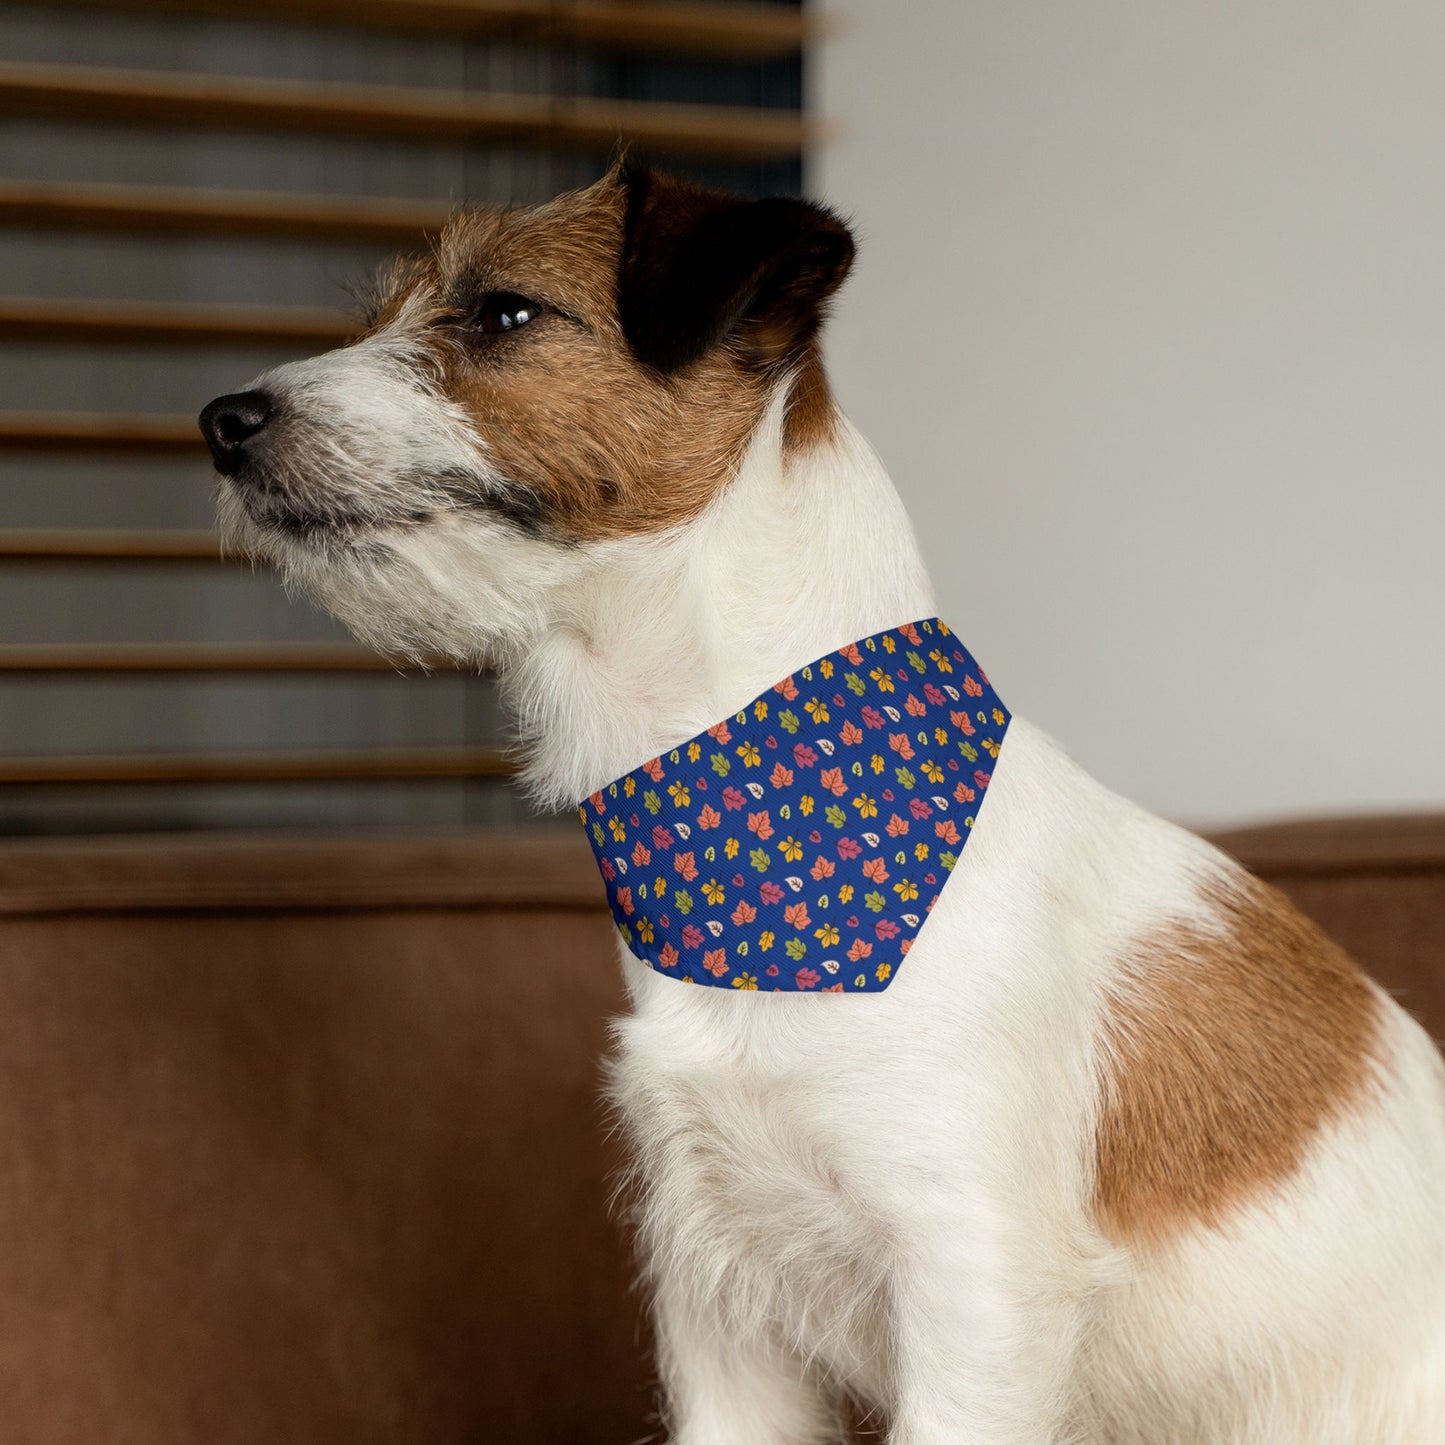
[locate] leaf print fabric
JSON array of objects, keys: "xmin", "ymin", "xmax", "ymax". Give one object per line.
[{"xmin": 578, "ymin": 619, "xmax": 1010, "ymax": 993}]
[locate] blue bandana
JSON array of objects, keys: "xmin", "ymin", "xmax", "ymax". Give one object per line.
[{"xmin": 578, "ymin": 619, "xmax": 1009, "ymax": 992}]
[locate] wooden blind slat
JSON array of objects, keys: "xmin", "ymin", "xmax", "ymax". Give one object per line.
[
  {"xmin": 0, "ymin": 745, "xmax": 513, "ymax": 784},
  {"xmin": 0, "ymin": 413, "xmax": 203, "ymax": 452},
  {"xmin": 0, "ymin": 180, "xmax": 448, "ymax": 245},
  {"xmin": 0, "ymin": 62, "xmax": 812, "ymax": 161},
  {"xmin": 0, "ymin": 297, "xmax": 353, "ymax": 348},
  {"xmin": 0, "ymin": 529, "xmax": 221, "ymax": 561},
  {"xmin": 29, "ymin": 0, "xmax": 810, "ymax": 59},
  {"xmin": 0, "ymin": 643, "xmax": 418, "ymax": 673}
]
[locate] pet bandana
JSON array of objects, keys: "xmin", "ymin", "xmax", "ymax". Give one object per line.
[{"xmin": 578, "ymin": 619, "xmax": 1009, "ymax": 992}]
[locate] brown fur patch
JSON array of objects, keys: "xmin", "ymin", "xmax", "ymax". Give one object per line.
[
  {"xmin": 365, "ymin": 177, "xmax": 799, "ymax": 541},
  {"xmin": 782, "ymin": 344, "xmax": 840, "ymax": 456},
  {"xmin": 1094, "ymin": 872, "xmax": 1382, "ymax": 1246}
]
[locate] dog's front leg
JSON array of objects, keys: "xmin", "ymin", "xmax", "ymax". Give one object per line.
[
  {"xmin": 885, "ymin": 1199, "xmax": 1091, "ymax": 1445},
  {"xmin": 653, "ymin": 1274, "xmax": 841, "ymax": 1445}
]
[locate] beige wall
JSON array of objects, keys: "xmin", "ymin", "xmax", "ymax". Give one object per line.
[{"xmin": 812, "ymin": 0, "xmax": 1445, "ymax": 827}]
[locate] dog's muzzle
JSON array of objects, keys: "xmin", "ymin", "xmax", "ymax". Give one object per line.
[{"xmin": 199, "ymin": 390, "xmax": 274, "ymax": 477}]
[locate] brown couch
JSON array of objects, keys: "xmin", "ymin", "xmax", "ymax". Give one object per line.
[{"xmin": 0, "ymin": 816, "xmax": 1440, "ymax": 1443}]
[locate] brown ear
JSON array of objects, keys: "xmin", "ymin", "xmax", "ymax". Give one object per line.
[{"xmin": 616, "ymin": 163, "xmax": 855, "ymax": 374}]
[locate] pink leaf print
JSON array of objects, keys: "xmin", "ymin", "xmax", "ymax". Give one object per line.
[
  {"xmin": 747, "ymin": 810, "xmax": 774, "ymax": 840},
  {"xmin": 847, "ymin": 938, "xmax": 873, "ymax": 962},
  {"xmin": 904, "ymin": 693, "xmax": 927, "ymax": 717},
  {"xmin": 758, "ymin": 881, "xmax": 785, "ymax": 905},
  {"xmin": 706, "ymin": 720, "xmax": 732, "ymax": 744},
  {"xmin": 674, "ymin": 851, "xmax": 698, "ymax": 881},
  {"xmin": 588, "ymin": 791, "xmax": 605, "ymax": 813},
  {"xmin": 616, "ymin": 886, "xmax": 634, "ymax": 917},
  {"xmin": 642, "ymin": 758, "xmax": 665, "ymax": 781},
  {"xmin": 900, "ymin": 623, "xmax": 922, "ymax": 646},
  {"xmin": 792, "ymin": 743, "xmax": 818, "ymax": 768},
  {"xmin": 769, "ymin": 762, "xmax": 794, "ymax": 790},
  {"xmin": 658, "ymin": 942, "xmax": 680, "ymax": 969},
  {"xmin": 963, "ymin": 675, "xmax": 984, "ymax": 698},
  {"xmin": 839, "ymin": 720, "xmax": 864, "ymax": 746},
  {"xmin": 874, "ymin": 918, "xmax": 901, "ymax": 941},
  {"xmin": 836, "ymin": 836, "xmax": 862, "ymax": 860},
  {"xmin": 885, "ymin": 813, "xmax": 910, "ymax": 838},
  {"xmin": 783, "ymin": 901, "xmax": 811, "ymax": 930},
  {"xmin": 838, "ymin": 642, "xmax": 863, "ymax": 665},
  {"xmin": 809, "ymin": 856, "xmax": 836, "ymax": 881},
  {"xmin": 935, "ymin": 819, "xmax": 961, "ymax": 845},
  {"xmin": 774, "ymin": 675, "xmax": 799, "ymax": 700},
  {"xmin": 819, "ymin": 766, "xmax": 847, "ymax": 797},
  {"xmin": 697, "ymin": 804, "xmax": 722, "ymax": 830},
  {"xmin": 974, "ymin": 769, "xmax": 992, "ymax": 790},
  {"xmin": 888, "ymin": 732, "xmax": 914, "ymax": 760},
  {"xmin": 909, "ymin": 798, "xmax": 933, "ymax": 820},
  {"xmin": 598, "ymin": 857, "xmax": 616, "ymax": 882},
  {"xmin": 631, "ymin": 841, "xmax": 652, "ymax": 867},
  {"xmin": 651, "ymin": 824, "xmax": 675, "ymax": 848},
  {"xmin": 861, "ymin": 705, "xmax": 885, "ymax": 730},
  {"xmin": 681, "ymin": 924, "xmax": 704, "ymax": 950},
  {"xmin": 794, "ymin": 966, "xmax": 822, "ymax": 990},
  {"xmin": 702, "ymin": 950, "xmax": 729, "ymax": 977},
  {"xmin": 731, "ymin": 900, "xmax": 758, "ymax": 925},
  {"xmin": 949, "ymin": 708, "xmax": 976, "ymax": 736},
  {"xmin": 721, "ymin": 786, "xmax": 746, "ymax": 811},
  {"xmin": 861, "ymin": 857, "xmax": 889, "ymax": 883},
  {"xmin": 923, "ymin": 683, "xmax": 945, "ymax": 705},
  {"xmin": 953, "ymin": 782, "xmax": 976, "ymax": 804}
]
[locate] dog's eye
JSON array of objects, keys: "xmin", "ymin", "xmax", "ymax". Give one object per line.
[{"xmin": 471, "ymin": 291, "xmax": 543, "ymax": 335}]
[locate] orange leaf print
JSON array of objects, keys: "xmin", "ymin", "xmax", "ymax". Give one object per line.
[
  {"xmin": 783, "ymin": 901, "xmax": 811, "ymax": 930},
  {"xmin": 949, "ymin": 709, "xmax": 976, "ymax": 736},
  {"xmin": 888, "ymin": 732, "xmax": 914, "ymax": 759},
  {"xmin": 674, "ymin": 851, "xmax": 698, "ymax": 880},
  {"xmin": 963, "ymin": 675, "xmax": 984, "ymax": 698},
  {"xmin": 730, "ymin": 900, "xmax": 758, "ymax": 925},
  {"xmin": 847, "ymin": 938, "xmax": 874, "ymax": 962},
  {"xmin": 631, "ymin": 841, "xmax": 652, "ymax": 866},
  {"xmin": 904, "ymin": 693, "xmax": 927, "ymax": 717},
  {"xmin": 839, "ymin": 642, "xmax": 863, "ymax": 664},
  {"xmin": 769, "ymin": 762, "xmax": 794, "ymax": 789},
  {"xmin": 861, "ymin": 857, "xmax": 889, "ymax": 883},
  {"xmin": 702, "ymin": 949, "xmax": 729, "ymax": 977},
  {"xmin": 706, "ymin": 720, "xmax": 732, "ymax": 744},
  {"xmin": 774, "ymin": 675, "xmax": 799, "ymax": 700},
  {"xmin": 809, "ymin": 856, "xmax": 836, "ymax": 881},
  {"xmin": 839, "ymin": 720, "xmax": 864, "ymax": 746},
  {"xmin": 819, "ymin": 766, "xmax": 847, "ymax": 796},
  {"xmin": 658, "ymin": 941, "xmax": 680, "ymax": 969},
  {"xmin": 697, "ymin": 804, "xmax": 722, "ymax": 830},
  {"xmin": 935, "ymin": 818, "xmax": 962, "ymax": 845},
  {"xmin": 642, "ymin": 758, "xmax": 664, "ymax": 781},
  {"xmin": 885, "ymin": 813, "xmax": 910, "ymax": 838}
]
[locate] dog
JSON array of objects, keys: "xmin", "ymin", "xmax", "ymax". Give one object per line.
[{"xmin": 200, "ymin": 162, "xmax": 1445, "ymax": 1443}]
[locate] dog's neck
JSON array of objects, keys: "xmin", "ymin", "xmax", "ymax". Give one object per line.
[{"xmin": 504, "ymin": 391, "xmax": 937, "ymax": 810}]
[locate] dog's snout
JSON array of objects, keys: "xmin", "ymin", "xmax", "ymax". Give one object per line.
[{"xmin": 199, "ymin": 390, "xmax": 274, "ymax": 475}]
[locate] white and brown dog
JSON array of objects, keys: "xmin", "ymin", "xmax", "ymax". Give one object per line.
[{"xmin": 201, "ymin": 164, "xmax": 1445, "ymax": 1444}]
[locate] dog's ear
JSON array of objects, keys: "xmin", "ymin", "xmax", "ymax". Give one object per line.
[{"xmin": 616, "ymin": 162, "xmax": 855, "ymax": 374}]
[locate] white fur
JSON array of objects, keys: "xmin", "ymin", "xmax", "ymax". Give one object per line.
[{"xmin": 221, "ymin": 349, "xmax": 1445, "ymax": 1444}]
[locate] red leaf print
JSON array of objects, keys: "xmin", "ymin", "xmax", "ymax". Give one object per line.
[
  {"xmin": 769, "ymin": 762, "xmax": 794, "ymax": 789},
  {"xmin": 847, "ymin": 938, "xmax": 873, "ymax": 962},
  {"xmin": 722, "ymin": 786, "xmax": 746, "ymax": 811},
  {"xmin": 875, "ymin": 919, "xmax": 901, "ymax": 940},
  {"xmin": 652, "ymin": 825, "xmax": 675, "ymax": 848},
  {"xmin": 794, "ymin": 966, "xmax": 821, "ymax": 990},
  {"xmin": 642, "ymin": 758, "xmax": 665, "ymax": 781},
  {"xmin": 935, "ymin": 819, "xmax": 961, "ymax": 845},
  {"xmin": 747, "ymin": 810, "xmax": 774, "ymax": 840},
  {"xmin": 616, "ymin": 886, "xmax": 634, "ymax": 916},
  {"xmin": 963, "ymin": 675, "xmax": 983, "ymax": 698},
  {"xmin": 599, "ymin": 858, "xmax": 616, "ymax": 881},
  {"xmin": 631, "ymin": 841, "xmax": 652, "ymax": 867},
  {"xmin": 774, "ymin": 675, "xmax": 799, "ymax": 700},
  {"xmin": 909, "ymin": 798, "xmax": 932, "ymax": 820},
  {"xmin": 839, "ymin": 720, "xmax": 864, "ymax": 746},
  {"xmin": 836, "ymin": 836, "xmax": 862, "ymax": 860},
  {"xmin": 783, "ymin": 901, "xmax": 811, "ymax": 930},
  {"xmin": 766, "ymin": 964, "xmax": 780, "ymax": 977},
  {"xmin": 674, "ymin": 851, "xmax": 698, "ymax": 880},
  {"xmin": 885, "ymin": 813, "xmax": 910, "ymax": 838},
  {"xmin": 923, "ymin": 683, "xmax": 945, "ymax": 705},
  {"xmin": 973, "ymin": 769, "xmax": 992, "ymax": 789},
  {"xmin": 819, "ymin": 767, "xmax": 847, "ymax": 796},
  {"xmin": 706, "ymin": 720, "xmax": 732, "ymax": 744},
  {"xmin": 861, "ymin": 857, "xmax": 889, "ymax": 883},
  {"xmin": 793, "ymin": 743, "xmax": 818, "ymax": 768},
  {"xmin": 681, "ymin": 924, "xmax": 704, "ymax": 950},
  {"xmin": 953, "ymin": 782, "xmax": 976, "ymax": 804},
  {"xmin": 697, "ymin": 804, "xmax": 722, "ymax": 829},
  {"xmin": 861, "ymin": 705, "xmax": 885, "ymax": 730},
  {"xmin": 759, "ymin": 881, "xmax": 784, "ymax": 905},
  {"xmin": 731, "ymin": 900, "xmax": 758, "ymax": 925},
  {"xmin": 904, "ymin": 693, "xmax": 926, "ymax": 717},
  {"xmin": 888, "ymin": 732, "xmax": 914, "ymax": 759},
  {"xmin": 658, "ymin": 942, "xmax": 680, "ymax": 969},
  {"xmin": 809, "ymin": 856, "xmax": 836, "ymax": 881},
  {"xmin": 702, "ymin": 950, "xmax": 728, "ymax": 977}
]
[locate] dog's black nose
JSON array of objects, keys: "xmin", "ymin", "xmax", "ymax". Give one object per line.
[{"xmin": 199, "ymin": 390, "xmax": 273, "ymax": 475}]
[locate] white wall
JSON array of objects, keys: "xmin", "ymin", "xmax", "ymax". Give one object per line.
[{"xmin": 812, "ymin": 0, "xmax": 1445, "ymax": 827}]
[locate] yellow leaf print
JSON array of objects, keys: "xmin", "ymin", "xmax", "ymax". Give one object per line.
[
  {"xmin": 838, "ymin": 883, "xmax": 854, "ymax": 903},
  {"xmin": 731, "ymin": 973, "xmax": 759, "ymax": 991},
  {"xmin": 871, "ymin": 753, "xmax": 885, "ymax": 774},
  {"xmin": 754, "ymin": 699, "xmax": 768, "ymax": 720},
  {"xmin": 869, "ymin": 667, "xmax": 895, "ymax": 693},
  {"xmin": 702, "ymin": 879, "xmax": 726, "ymax": 905},
  {"xmin": 687, "ymin": 740, "xmax": 702, "ymax": 762},
  {"xmin": 778, "ymin": 836, "xmax": 805, "ymax": 863},
  {"xmin": 983, "ymin": 737, "xmax": 1001, "ymax": 759},
  {"xmin": 929, "ymin": 648, "xmax": 952, "ymax": 672},
  {"xmin": 882, "ymin": 635, "xmax": 896, "ymax": 652},
  {"xmin": 921, "ymin": 760, "xmax": 945, "ymax": 783},
  {"xmin": 876, "ymin": 962, "xmax": 893, "ymax": 982},
  {"xmin": 804, "ymin": 698, "xmax": 830, "ymax": 724},
  {"xmin": 759, "ymin": 930, "xmax": 775, "ymax": 951},
  {"xmin": 655, "ymin": 875, "xmax": 667, "ymax": 898},
  {"xmin": 624, "ymin": 776, "xmax": 636, "ymax": 797},
  {"xmin": 893, "ymin": 878, "xmax": 919, "ymax": 902},
  {"xmin": 935, "ymin": 727, "xmax": 948, "ymax": 746},
  {"xmin": 914, "ymin": 842, "xmax": 930, "ymax": 860},
  {"xmin": 609, "ymin": 816, "xmax": 627, "ymax": 841},
  {"xmin": 724, "ymin": 837, "xmax": 740, "ymax": 859},
  {"xmin": 814, "ymin": 923, "xmax": 840, "ymax": 947},
  {"xmin": 799, "ymin": 794, "xmax": 814, "ymax": 816},
  {"xmin": 668, "ymin": 781, "xmax": 691, "ymax": 808},
  {"xmin": 820, "ymin": 658, "xmax": 834, "ymax": 678},
  {"xmin": 737, "ymin": 742, "xmax": 761, "ymax": 767},
  {"xmin": 638, "ymin": 918, "xmax": 654, "ymax": 943},
  {"xmin": 993, "ymin": 708, "xmax": 1006, "ymax": 726},
  {"xmin": 853, "ymin": 793, "xmax": 878, "ymax": 819}
]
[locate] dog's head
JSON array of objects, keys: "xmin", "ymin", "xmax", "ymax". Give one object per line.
[{"xmin": 200, "ymin": 163, "xmax": 854, "ymax": 661}]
